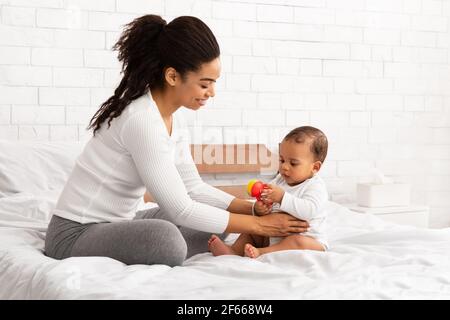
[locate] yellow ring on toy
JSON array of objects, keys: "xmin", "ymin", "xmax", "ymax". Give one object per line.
[{"xmin": 247, "ymin": 179, "xmax": 258, "ymax": 195}]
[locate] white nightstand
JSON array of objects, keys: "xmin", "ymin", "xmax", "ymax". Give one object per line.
[{"xmin": 346, "ymin": 204, "xmax": 430, "ymax": 228}]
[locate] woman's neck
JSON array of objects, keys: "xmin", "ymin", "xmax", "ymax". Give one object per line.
[{"xmin": 150, "ymin": 87, "xmax": 180, "ymax": 120}]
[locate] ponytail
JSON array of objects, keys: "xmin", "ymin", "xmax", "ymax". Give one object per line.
[{"xmin": 88, "ymin": 14, "xmax": 220, "ymax": 135}]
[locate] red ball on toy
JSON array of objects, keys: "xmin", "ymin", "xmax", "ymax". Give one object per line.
[{"xmin": 247, "ymin": 179, "xmax": 266, "ymax": 201}]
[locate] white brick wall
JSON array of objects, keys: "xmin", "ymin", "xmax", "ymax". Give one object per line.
[{"xmin": 0, "ymin": 0, "xmax": 449, "ymax": 227}]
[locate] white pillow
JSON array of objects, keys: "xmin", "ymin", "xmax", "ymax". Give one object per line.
[{"xmin": 0, "ymin": 140, "xmax": 85, "ymax": 197}]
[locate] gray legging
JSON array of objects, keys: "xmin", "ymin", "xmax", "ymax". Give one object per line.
[{"xmin": 44, "ymin": 207, "xmax": 222, "ymax": 266}]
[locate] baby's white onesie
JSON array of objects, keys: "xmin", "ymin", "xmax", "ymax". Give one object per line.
[{"xmin": 269, "ymin": 173, "xmax": 329, "ymax": 250}]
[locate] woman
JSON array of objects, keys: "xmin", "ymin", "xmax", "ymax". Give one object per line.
[{"xmin": 44, "ymin": 14, "xmax": 308, "ymax": 267}]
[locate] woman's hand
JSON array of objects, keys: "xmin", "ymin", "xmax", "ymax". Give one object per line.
[
  {"xmin": 253, "ymin": 200, "xmax": 272, "ymax": 216},
  {"xmin": 261, "ymin": 184, "xmax": 285, "ymax": 204},
  {"xmin": 256, "ymin": 212, "xmax": 309, "ymax": 237}
]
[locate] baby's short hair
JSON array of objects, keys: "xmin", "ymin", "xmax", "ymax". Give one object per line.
[{"xmin": 283, "ymin": 126, "xmax": 328, "ymax": 163}]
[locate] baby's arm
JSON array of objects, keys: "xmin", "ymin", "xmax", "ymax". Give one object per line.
[
  {"xmin": 262, "ymin": 182, "xmax": 328, "ymax": 221},
  {"xmin": 261, "ymin": 184, "xmax": 284, "ymax": 204}
]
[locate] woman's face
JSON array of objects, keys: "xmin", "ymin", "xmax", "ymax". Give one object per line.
[{"xmin": 176, "ymin": 57, "xmax": 221, "ymax": 110}]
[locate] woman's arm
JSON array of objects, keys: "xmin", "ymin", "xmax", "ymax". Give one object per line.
[
  {"xmin": 141, "ymin": 194, "xmax": 308, "ymax": 236},
  {"xmin": 174, "ymin": 128, "xmax": 235, "ymax": 210},
  {"xmin": 226, "ymin": 212, "xmax": 309, "ymax": 237},
  {"xmin": 144, "ymin": 190, "xmax": 268, "ymax": 216},
  {"xmin": 141, "ymin": 193, "xmax": 309, "ymax": 236},
  {"xmin": 122, "ymin": 112, "xmax": 229, "ymax": 233},
  {"xmin": 226, "ymin": 198, "xmax": 253, "ymax": 215},
  {"xmin": 227, "ymin": 198, "xmax": 273, "ymax": 216},
  {"xmin": 143, "ymin": 190, "xmax": 308, "ymax": 236},
  {"xmin": 144, "ymin": 190, "xmax": 256, "ymax": 215}
]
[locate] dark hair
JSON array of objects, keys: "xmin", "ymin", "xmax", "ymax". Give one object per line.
[
  {"xmin": 88, "ymin": 14, "xmax": 220, "ymax": 135},
  {"xmin": 283, "ymin": 126, "xmax": 328, "ymax": 163}
]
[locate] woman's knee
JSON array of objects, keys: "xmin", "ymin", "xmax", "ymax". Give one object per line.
[{"xmin": 149, "ymin": 220, "xmax": 187, "ymax": 266}]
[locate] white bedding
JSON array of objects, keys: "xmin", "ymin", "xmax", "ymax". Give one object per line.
[
  {"xmin": 1, "ymin": 193, "xmax": 450, "ymax": 300},
  {"xmin": 1, "ymin": 140, "xmax": 450, "ymax": 299}
]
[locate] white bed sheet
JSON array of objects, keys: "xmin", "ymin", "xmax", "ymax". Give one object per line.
[{"xmin": 1, "ymin": 193, "xmax": 450, "ymax": 300}]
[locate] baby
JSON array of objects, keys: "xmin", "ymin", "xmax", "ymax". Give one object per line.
[{"xmin": 208, "ymin": 126, "xmax": 329, "ymax": 258}]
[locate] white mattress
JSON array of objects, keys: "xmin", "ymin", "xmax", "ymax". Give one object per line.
[{"xmin": 1, "ymin": 192, "xmax": 450, "ymax": 300}]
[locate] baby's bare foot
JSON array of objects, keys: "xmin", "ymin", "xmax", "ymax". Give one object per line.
[
  {"xmin": 208, "ymin": 235, "xmax": 236, "ymax": 256},
  {"xmin": 244, "ymin": 243, "xmax": 261, "ymax": 259},
  {"xmin": 207, "ymin": 235, "xmax": 216, "ymax": 247}
]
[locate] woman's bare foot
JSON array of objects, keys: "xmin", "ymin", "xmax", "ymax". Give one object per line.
[
  {"xmin": 208, "ymin": 235, "xmax": 236, "ymax": 256},
  {"xmin": 244, "ymin": 243, "xmax": 261, "ymax": 258}
]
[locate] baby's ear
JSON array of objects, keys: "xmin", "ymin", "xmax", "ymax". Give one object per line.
[{"xmin": 312, "ymin": 161, "xmax": 322, "ymax": 173}]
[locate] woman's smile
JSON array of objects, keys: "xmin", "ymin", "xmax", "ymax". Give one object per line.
[{"xmin": 196, "ymin": 98, "xmax": 208, "ymax": 106}]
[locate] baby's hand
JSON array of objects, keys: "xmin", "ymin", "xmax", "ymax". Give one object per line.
[
  {"xmin": 261, "ymin": 184, "xmax": 285, "ymax": 204},
  {"xmin": 253, "ymin": 200, "xmax": 272, "ymax": 216}
]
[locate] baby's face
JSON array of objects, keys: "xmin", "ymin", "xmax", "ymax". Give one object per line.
[{"xmin": 278, "ymin": 139, "xmax": 320, "ymax": 186}]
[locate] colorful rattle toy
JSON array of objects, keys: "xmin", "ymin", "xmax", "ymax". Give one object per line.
[{"xmin": 247, "ymin": 179, "xmax": 267, "ymax": 201}]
